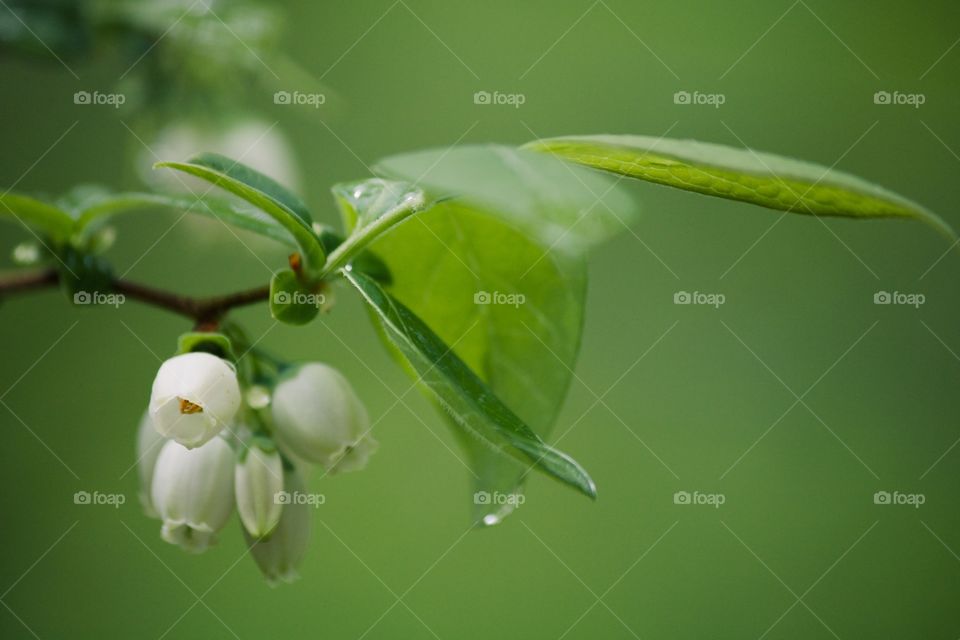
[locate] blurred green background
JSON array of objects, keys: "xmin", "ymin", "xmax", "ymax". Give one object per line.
[{"xmin": 2, "ymin": 0, "xmax": 960, "ymax": 637}]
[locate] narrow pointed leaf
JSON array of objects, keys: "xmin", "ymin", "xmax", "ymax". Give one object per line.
[
  {"xmin": 526, "ymin": 135, "xmax": 953, "ymax": 238},
  {"xmin": 70, "ymin": 192, "xmax": 295, "ymax": 246},
  {"xmin": 0, "ymin": 193, "xmax": 73, "ymax": 242},
  {"xmin": 156, "ymin": 155, "xmax": 326, "ymax": 271},
  {"xmin": 368, "ymin": 200, "xmax": 588, "ymax": 523},
  {"xmin": 179, "ymin": 152, "xmax": 312, "ymax": 224},
  {"xmin": 343, "ymin": 269, "xmax": 596, "ymax": 500}
]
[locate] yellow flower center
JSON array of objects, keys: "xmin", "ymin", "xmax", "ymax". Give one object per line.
[{"xmin": 178, "ymin": 398, "xmax": 204, "ymax": 414}]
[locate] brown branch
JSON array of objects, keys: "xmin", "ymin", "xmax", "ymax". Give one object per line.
[
  {"xmin": 0, "ymin": 268, "xmax": 272, "ymax": 326},
  {"xmin": 0, "ymin": 268, "xmax": 59, "ymax": 293}
]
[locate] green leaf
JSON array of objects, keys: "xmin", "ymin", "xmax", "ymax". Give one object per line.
[
  {"xmin": 0, "ymin": 193, "xmax": 73, "ymax": 243},
  {"xmin": 374, "ymin": 145, "xmax": 640, "ymax": 254},
  {"xmin": 179, "ymin": 152, "xmax": 312, "ymax": 225},
  {"xmin": 525, "ymin": 135, "xmax": 954, "ymax": 238},
  {"xmin": 321, "ymin": 179, "xmax": 428, "ymax": 276},
  {"xmin": 155, "ymin": 154, "xmax": 326, "ymax": 272},
  {"xmin": 369, "ymin": 200, "xmax": 589, "ymax": 523},
  {"xmin": 343, "ymin": 269, "xmax": 596, "ymax": 503},
  {"xmin": 177, "ymin": 332, "xmax": 236, "ymax": 361},
  {"xmin": 55, "ymin": 185, "xmax": 115, "ymax": 219},
  {"xmin": 70, "ymin": 191, "xmax": 296, "ymax": 247},
  {"xmin": 269, "ymin": 269, "xmax": 320, "ymax": 326}
]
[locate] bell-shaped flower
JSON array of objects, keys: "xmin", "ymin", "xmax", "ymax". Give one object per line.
[
  {"xmin": 270, "ymin": 363, "xmax": 377, "ymax": 471},
  {"xmin": 136, "ymin": 410, "xmax": 167, "ymax": 518},
  {"xmin": 235, "ymin": 439, "xmax": 284, "ymax": 538},
  {"xmin": 149, "ymin": 352, "xmax": 241, "ymax": 449},
  {"xmin": 245, "ymin": 469, "xmax": 311, "ymax": 586},
  {"xmin": 151, "ymin": 437, "xmax": 235, "ymax": 553}
]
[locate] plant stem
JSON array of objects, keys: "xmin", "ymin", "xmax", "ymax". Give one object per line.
[
  {"xmin": 0, "ymin": 267, "xmax": 272, "ymax": 325},
  {"xmin": 319, "ymin": 200, "xmax": 423, "ymax": 278}
]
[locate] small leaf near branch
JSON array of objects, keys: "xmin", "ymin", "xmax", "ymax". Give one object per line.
[
  {"xmin": 177, "ymin": 332, "xmax": 236, "ymax": 361},
  {"xmin": 71, "ymin": 192, "xmax": 296, "ymax": 248},
  {"xmin": 156, "ymin": 155, "xmax": 326, "ymax": 274},
  {"xmin": 269, "ymin": 269, "xmax": 320, "ymax": 326},
  {"xmin": 0, "ymin": 193, "xmax": 74, "ymax": 243},
  {"xmin": 180, "ymin": 152, "xmax": 313, "ymax": 225}
]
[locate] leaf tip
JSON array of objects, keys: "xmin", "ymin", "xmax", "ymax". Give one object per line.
[
  {"xmin": 582, "ymin": 475, "xmax": 598, "ymax": 501},
  {"xmin": 925, "ymin": 211, "xmax": 958, "ymax": 244}
]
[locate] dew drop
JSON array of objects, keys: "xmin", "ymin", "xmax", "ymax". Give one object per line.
[
  {"xmin": 482, "ymin": 513, "xmax": 501, "ymax": 526},
  {"xmin": 246, "ymin": 385, "xmax": 271, "ymax": 409}
]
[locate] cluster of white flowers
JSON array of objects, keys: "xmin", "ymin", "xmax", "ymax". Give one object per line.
[{"xmin": 137, "ymin": 352, "xmax": 376, "ymax": 585}]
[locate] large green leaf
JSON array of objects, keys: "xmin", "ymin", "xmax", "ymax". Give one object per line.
[
  {"xmin": 368, "ymin": 200, "xmax": 589, "ymax": 524},
  {"xmin": 343, "ymin": 269, "xmax": 596, "ymax": 503},
  {"xmin": 156, "ymin": 154, "xmax": 326, "ymax": 272},
  {"xmin": 525, "ymin": 135, "xmax": 953, "ymax": 238},
  {"xmin": 375, "ymin": 145, "xmax": 640, "ymax": 254},
  {"xmin": 0, "ymin": 193, "xmax": 73, "ymax": 242}
]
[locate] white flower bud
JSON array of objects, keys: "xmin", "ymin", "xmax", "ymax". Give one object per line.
[
  {"xmin": 235, "ymin": 441, "xmax": 283, "ymax": 538},
  {"xmin": 150, "ymin": 352, "xmax": 241, "ymax": 449},
  {"xmin": 151, "ymin": 437, "xmax": 235, "ymax": 553},
  {"xmin": 270, "ymin": 363, "xmax": 377, "ymax": 471},
  {"xmin": 136, "ymin": 410, "xmax": 167, "ymax": 518},
  {"xmin": 245, "ymin": 469, "xmax": 311, "ymax": 586}
]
